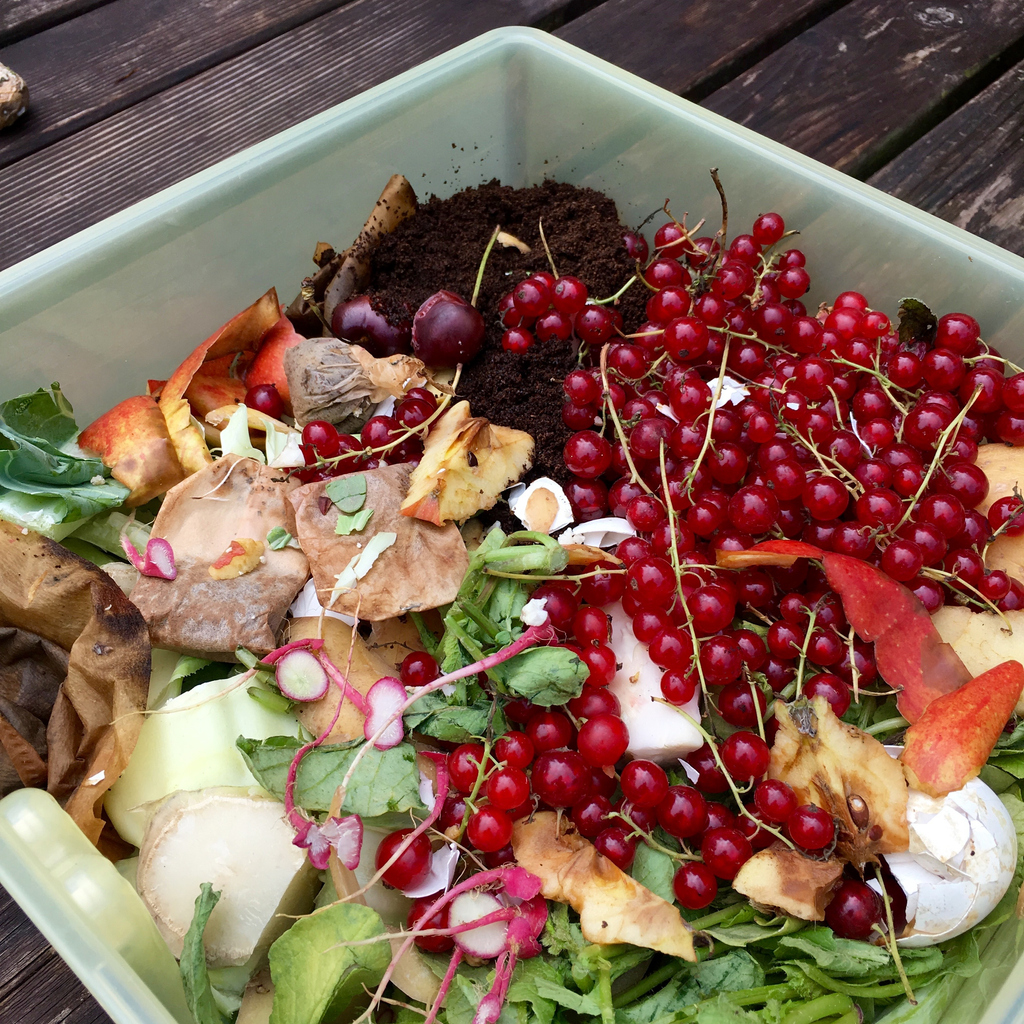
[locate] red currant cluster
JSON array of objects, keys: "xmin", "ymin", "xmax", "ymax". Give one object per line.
[
  {"xmin": 499, "ymin": 272, "xmax": 620, "ymax": 353},
  {"xmin": 294, "ymin": 387, "xmax": 438, "ymax": 482}
]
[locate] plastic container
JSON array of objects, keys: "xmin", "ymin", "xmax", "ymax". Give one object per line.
[{"xmin": 1, "ymin": 24, "xmax": 1024, "ymax": 1024}]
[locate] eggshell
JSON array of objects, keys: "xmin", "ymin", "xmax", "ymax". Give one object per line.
[
  {"xmin": 508, "ymin": 477, "xmax": 574, "ymax": 534},
  {"xmin": 559, "ymin": 516, "xmax": 635, "ymax": 549}
]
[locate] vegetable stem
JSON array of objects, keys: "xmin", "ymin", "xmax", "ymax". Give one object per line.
[
  {"xmin": 597, "ymin": 966, "xmax": 615, "ymax": 1024},
  {"xmin": 471, "ymin": 226, "xmax": 501, "ymax": 308},
  {"xmin": 612, "ymin": 962, "xmax": 682, "ymax": 1008},
  {"xmin": 781, "ymin": 993, "xmax": 855, "ymax": 1024}
]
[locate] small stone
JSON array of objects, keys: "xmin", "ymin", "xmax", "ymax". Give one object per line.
[{"xmin": 0, "ymin": 64, "xmax": 28, "ymax": 130}]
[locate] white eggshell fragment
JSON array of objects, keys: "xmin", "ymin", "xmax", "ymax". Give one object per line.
[
  {"xmin": 508, "ymin": 477, "xmax": 575, "ymax": 534},
  {"xmin": 559, "ymin": 517, "xmax": 636, "ymax": 549},
  {"xmin": 606, "ymin": 603, "xmax": 702, "ymax": 763},
  {"xmin": 868, "ymin": 776, "xmax": 1017, "ymax": 946},
  {"xmin": 137, "ymin": 788, "xmax": 316, "ymax": 967}
]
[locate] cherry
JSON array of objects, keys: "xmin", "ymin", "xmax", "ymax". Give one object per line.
[
  {"xmin": 574, "ymin": 606, "xmax": 610, "ymax": 645},
  {"xmin": 332, "ymin": 295, "xmax": 412, "ymax": 357},
  {"xmin": 990, "ymin": 495, "xmax": 1024, "ymax": 536},
  {"xmin": 935, "ymin": 312, "xmax": 981, "ymax": 354},
  {"xmin": 804, "ymin": 673, "xmax": 851, "ymax": 717},
  {"xmin": 581, "ymin": 643, "xmax": 618, "ymax": 688},
  {"xmin": 729, "ymin": 484, "xmax": 780, "ymax": 535},
  {"xmin": 566, "ymin": 477, "xmax": 608, "ymax": 521},
  {"xmin": 440, "ymin": 794, "xmax": 468, "ymax": 830},
  {"xmin": 752, "ymin": 212, "xmax": 785, "ymax": 246},
  {"xmin": 376, "ymin": 829, "xmax": 432, "ymax": 889},
  {"xmin": 657, "ymin": 785, "xmax": 708, "ymax": 838},
  {"xmin": 531, "ymin": 584, "xmax": 578, "ymax": 633},
  {"xmin": 564, "ymin": 368, "xmax": 602, "ymax": 405},
  {"xmin": 527, "ymin": 711, "xmax": 574, "ymax": 753},
  {"xmin": 502, "ymin": 327, "xmax": 534, "ymax": 353},
  {"xmin": 408, "ymin": 897, "xmax": 454, "ymax": 953},
  {"xmin": 468, "ymin": 805, "xmax": 513, "ymax": 852},
  {"xmin": 448, "ymin": 744, "xmax": 486, "ymax": 793},
  {"xmin": 720, "ymin": 732, "xmax": 771, "ymax": 781},
  {"xmin": 486, "ymin": 767, "xmax": 530, "ymax": 810},
  {"xmin": 701, "ymin": 827, "xmax": 752, "ymax": 880},
  {"xmin": 803, "ymin": 475, "xmax": 850, "ymax": 520},
  {"xmin": 594, "ymin": 826, "xmax": 637, "ymax": 869},
  {"xmin": 788, "ymin": 804, "xmax": 835, "ymax": 851},
  {"xmin": 661, "ymin": 668, "xmax": 698, "ymax": 705},
  {"xmin": 575, "ymin": 304, "xmax": 616, "ymax": 345},
  {"xmin": 532, "ymin": 750, "xmax": 589, "ymax": 807},
  {"xmin": 572, "ymin": 794, "xmax": 613, "ymax": 838},
  {"xmin": 825, "ymin": 879, "xmax": 885, "ymax": 941},
  {"xmin": 673, "ymin": 862, "xmax": 718, "ymax": 909},
  {"xmin": 244, "ymin": 383, "xmax": 285, "ymax": 420},
  {"xmin": 754, "ymin": 779, "xmax": 798, "ymax": 823},
  {"xmin": 552, "ymin": 276, "xmax": 589, "ymax": 315},
  {"xmin": 411, "ymin": 290, "xmax": 484, "ymax": 367},
  {"xmin": 579, "ymin": 561, "xmax": 627, "ymax": 606},
  {"xmin": 400, "ymin": 651, "xmax": 439, "ymax": 687},
  {"xmin": 621, "ymin": 760, "xmax": 669, "ymax": 808},
  {"xmin": 623, "ymin": 231, "xmax": 649, "ymax": 262},
  {"xmin": 569, "ymin": 688, "xmax": 621, "ymax": 722},
  {"xmin": 577, "ymin": 714, "xmax": 629, "ymax": 767},
  {"xmin": 564, "ymin": 431, "xmax": 612, "ymax": 478},
  {"xmin": 494, "ymin": 731, "xmax": 534, "ymax": 770},
  {"xmin": 685, "ymin": 745, "xmax": 730, "ymax": 794},
  {"xmin": 718, "ymin": 680, "xmax": 767, "ymax": 728},
  {"xmin": 700, "ymin": 635, "xmax": 744, "ymax": 684}
]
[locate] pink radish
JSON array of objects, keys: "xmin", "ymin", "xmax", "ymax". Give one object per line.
[
  {"xmin": 364, "ymin": 676, "xmax": 407, "ymax": 749},
  {"xmin": 275, "ymin": 649, "xmax": 329, "ymax": 702},
  {"xmin": 293, "ymin": 813, "xmax": 363, "ymax": 870},
  {"xmin": 449, "ymin": 891, "xmax": 509, "ymax": 958},
  {"xmin": 261, "ymin": 637, "xmax": 325, "ymax": 664}
]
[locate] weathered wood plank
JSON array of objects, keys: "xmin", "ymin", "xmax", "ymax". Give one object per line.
[
  {"xmin": 0, "ymin": 887, "xmax": 60, "ymax": 998},
  {"xmin": 0, "ymin": 0, "xmax": 569, "ymax": 271},
  {"xmin": 0, "ymin": 0, "xmax": 360, "ymax": 168},
  {"xmin": 868, "ymin": 56, "xmax": 1024, "ymax": 257},
  {"xmin": 555, "ymin": 0, "xmax": 853, "ymax": 99},
  {"xmin": 0, "ymin": 0, "xmax": 111, "ymax": 46},
  {"xmin": 703, "ymin": 0, "xmax": 1024, "ymax": 178}
]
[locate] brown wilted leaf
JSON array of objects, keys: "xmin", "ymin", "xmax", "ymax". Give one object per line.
[
  {"xmin": 0, "ymin": 521, "xmax": 150, "ymax": 848},
  {"xmin": 291, "ymin": 463, "xmax": 467, "ymax": 622},
  {"xmin": 130, "ymin": 455, "xmax": 309, "ymax": 656}
]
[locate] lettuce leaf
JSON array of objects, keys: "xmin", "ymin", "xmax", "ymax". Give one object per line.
[
  {"xmin": 0, "ymin": 385, "xmax": 128, "ymax": 538},
  {"xmin": 179, "ymin": 883, "xmax": 227, "ymax": 1024}
]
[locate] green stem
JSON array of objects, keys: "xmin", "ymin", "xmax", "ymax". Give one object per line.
[
  {"xmin": 686, "ymin": 902, "xmax": 757, "ymax": 930},
  {"xmin": 598, "ymin": 966, "xmax": 615, "ymax": 1024},
  {"xmin": 470, "ymin": 226, "xmax": 501, "ymax": 308},
  {"xmin": 457, "ymin": 599, "xmax": 501, "ymax": 641},
  {"xmin": 612, "ymin": 963, "xmax": 683, "ymax": 1008},
  {"xmin": 865, "ymin": 715, "xmax": 908, "ymax": 737},
  {"xmin": 781, "ymin": 993, "xmax": 854, "ymax": 1024},
  {"xmin": 594, "ymin": 275, "xmax": 638, "ymax": 305},
  {"xmin": 409, "ymin": 611, "xmax": 438, "ymax": 657}
]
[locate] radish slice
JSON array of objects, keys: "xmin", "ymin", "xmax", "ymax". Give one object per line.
[
  {"xmin": 449, "ymin": 891, "xmax": 508, "ymax": 959},
  {"xmin": 142, "ymin": 537, "xmax": 177, "ymax": 580},
  {"xmin": 364, "ymin": 676, "xmax": 407, "ymax": 749},
  {"xmin": 276, "ymin": 649, "xmax": 330, "ymax": 702},
  {"xmin": 295, "ymin": 813, "xmax": 363, "ymax": 870},
  {"xmin": 121, "ymin": 534, "xmax": 177, "ymax": 580}
]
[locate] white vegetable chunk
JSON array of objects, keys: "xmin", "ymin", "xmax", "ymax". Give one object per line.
[
  {"xmin": 106, "ymin": 675, "xmax": 297, "ymax": 847},
  {"xmin": 606, "ymin": 603, "xmax": 702, "ymax": 763},
  {"xmin": 868, "ymin": 775, "xmax": 1017, "ymax": 946},
  {"xmin": 137, "ymin": 789, "xmax": 316, "ymax": 967},
  {"xmin": 449, "ymin": 890, "xmax": 508, "ymax": 957}
]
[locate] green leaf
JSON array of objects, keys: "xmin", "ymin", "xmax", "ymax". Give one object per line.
[
  {"xmin": 630, "ymin": 843, "xmax": 676, "ymax": 904},
  {"xmin": 488, "ymin": 646, "xmax": 589, "ymax": 705},
  {"xmin": 266, "ymin": 526, "xmax": 293, "ymax": 550},
  {"xmin": 335, "ymin": 508, "xmax": 373, "ymax": 535},
  {"xmin": 897, "ymin": 297, "xmax": 937, "ymax": 347},
  {"xmin": 0, "ymin": 387, "xmax": 129, "ymax": 539},
  {"xmin": 506, "ymin": 958, "xmax": 559, "ymax": 1024},
  {"xmin": 534, "ymin": 976, "xmax": 603, "ymax": 1016},
  {"xmin": 69, "ymin": 509, "xmax": 151, "ymax": 557},
  {"xmin": 0, "ymin": 384, "xmax": 78, "ymax": 446},
  {"xmin": 325, "ymin": 474, "xmax": 366, "ymax": 513},
  {"xmin": 268, "ymin": 901, "xmax": 390, "ymax": 1024},
  {"xmin": 404, "ymin": 690, "xmax": 505, "ymax": 743},
  {"xmin": 777, "ymin": 927, "xmax": 891, "ymax": 976},
  {"xmin": 179, "ymin": 883, "xmax": 227, "ymax": 1024},
  {"xmin": 705, "ymin": 914, "xmax": 806, "ymax": 947},
  {"xmin": 219, "ymin": 404, "xmax": 265, "ymax": 463},
  {"xmin": 694, "ymin": 995, "xmax": 760, "ymax": 1023},
  {"xmin": 237, "ymin": 736, "xmax": 426, "ymax": 821}
]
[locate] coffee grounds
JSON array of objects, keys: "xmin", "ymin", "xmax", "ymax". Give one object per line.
[{"xmin": 366, "ymin": 179, "xmax": 645, "ymax": 487}]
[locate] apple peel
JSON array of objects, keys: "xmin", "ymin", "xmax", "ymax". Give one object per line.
[
  {"xmin": 901, "ymin": 660, "xmax": 1024, "ymax": 797},
  {"xmin": 717, "ymin": 540, "xmax": 971, "ymax": 723}
]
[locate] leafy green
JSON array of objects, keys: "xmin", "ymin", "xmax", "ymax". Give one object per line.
[
  {"xmin": 179, "ymin": 883, "xmax": 226, "ymax": 1024},
  {"xmin": 336, "ymin": 508, "xmax": 373, "ymax": 535},
  {"xmin": 266, "ymin": 526, "xmax": 294, "ymax": 550},
  {"xmin": 776, "ymin": 927, "xmax": 891, "ymax": 975},
  {"xmin": 69, "ymin": 508, "xmax": 151, "ymax": 558},
  {"xmin": 268, "ymin": 901, "xmax": 390, "ymax": 1024},
  {"xmin": 630, "ymin": 842, "xmax": 677, "ymax": 904},
  {"xmin": 237, "ymin": 735, "xmax": 426, "ymax": 822},
  {"xmin": 218, "ymin": 404, "xmax": 264, "ymax": 462},
  {"xmin": 0, "ymin": 385, "xmax": 129, "ymax": 539},
  {"xmin": 487, "ymin": 645, "xmax": 588, "ymax": 705},
  {"xmin": 404, "ymin": 689, "xmax": 505, "ymax": 743},
  {"xmin": 325, "ymin": 474, "xmax": 366, "ymax": 513}
]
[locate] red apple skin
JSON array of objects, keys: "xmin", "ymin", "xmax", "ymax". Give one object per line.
[
  {"xmin": 244, "ymin": 315, "xmax": 307, "ymax": 409},
  {"xmin": 902, "ymin": 660, "xmax": 1024, "ymax": 796}
]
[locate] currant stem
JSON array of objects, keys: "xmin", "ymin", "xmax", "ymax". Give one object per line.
[{"xmin": 471, "ymin": 226, "xmax": 502, "ymax": 308}]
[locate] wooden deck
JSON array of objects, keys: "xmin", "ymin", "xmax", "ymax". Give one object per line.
[{"xmin": 1, "ymin": 0, "xmax": 1023, "ymax": 1020}]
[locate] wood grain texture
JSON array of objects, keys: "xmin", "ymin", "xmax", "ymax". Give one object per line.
[
  {"xmin": 703, "ymin": 0, "xmax": 1024, "ymax": 178},
  {"xmin": 555, "ymin": 0, "xmax": 853, "ymax": 99},
  {"xmin": 0, "ymin": 0, "xmax": 360, "ymax": 168},
  {"xmin": 0, "ymin": 887, "xmax": 112, "ymax": 1024},
  {"xmin": 0, "ymin": 0, "xmax": 111, "ymax": 46},
  {"xmin": 0, "ymin": 0, "xmax": 567, "ymax": 271},
  {"xmin": 869, "ymin": 58, "xmax": 1024, "ymax": 257}
]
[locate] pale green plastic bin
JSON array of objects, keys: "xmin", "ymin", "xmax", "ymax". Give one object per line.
[{"xmin": 1, "ymin": 24, "xmax": 1024, "ymax": 1024}]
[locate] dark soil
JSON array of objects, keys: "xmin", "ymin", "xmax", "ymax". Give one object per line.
[{"xmin": 366, "ymin": 179, "xmax": 645, "ymax": 486}]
